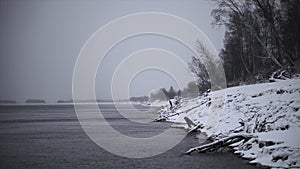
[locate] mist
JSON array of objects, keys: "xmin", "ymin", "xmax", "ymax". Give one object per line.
[{"xmin": 0, "ymin": 0, "xmax": 224, "ymax": 102}]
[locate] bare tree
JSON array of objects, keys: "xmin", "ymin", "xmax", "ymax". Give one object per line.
[{"xmin": 211, "ymin": 0, "xmax": 300, "ymax": 84}]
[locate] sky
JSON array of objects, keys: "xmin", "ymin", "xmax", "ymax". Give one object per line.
[{"xmin": 0, "ymin": 0, "xmax": 225, "ymax": 102}]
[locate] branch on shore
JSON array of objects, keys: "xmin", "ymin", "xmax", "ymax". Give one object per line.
[
  {"xmin": 154, "ymin": 105, "xmax": 200, "ymax": 122},
  {"xmin": 184, "ymin": 116, "xmax": 204, "ymax": 133},
  {"xmin": 185, "ymin": 133, "xmax": 255, "ymax": 155},
  {"xmin": 154, "ymin": 112, "xmax": 179, "ymax": 122}
]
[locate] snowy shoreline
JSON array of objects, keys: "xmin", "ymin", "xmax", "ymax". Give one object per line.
[{"xmin": 156, "ymin": 78, "xmax": 300, "ymax": 168}]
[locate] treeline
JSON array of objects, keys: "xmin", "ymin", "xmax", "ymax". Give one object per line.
[
  {"xmin": 149, "ymin": 83, "xmax": 204, "ymax": 101},
  {"xmin": 149, "ymin": 86, "xmax": 180, "ymax": 101},
  {"xmin": 25, "ymin": 99, "xmax": 46, "ymax": 103},
  {"xmin": 129, "ymin": 96, "xmax": 149, "ymax": 102},
  {"xmin": 0, "ymin": 100, "xmax": 17, "ymax": 104},
  {"xmin": 210, "ymin": 0, "xmax": 300, "ymax": 84}
]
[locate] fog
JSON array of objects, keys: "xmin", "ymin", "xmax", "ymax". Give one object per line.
[{"xmin": 0, "ymin": 0, "xmax": 224, "ymax": 102}]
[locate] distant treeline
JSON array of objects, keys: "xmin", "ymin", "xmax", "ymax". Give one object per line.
[
  {"xmin": 129, "ymin": 96, "xmax": 149, "ymax": 102},
  {"xmin": 25, "ymin": 99, "xmax": 46, "ymax": 103},
  {"xmin": 149, "ymin": 82, "xmax": 209, "ymax": 101},
  {"xmin": 0, "ymin": 100, "xmax": 17, "ymax": 104},
  {"xmin": 57, "ymin": 100, "xmax": 73, "ymax": 103},
  {"xmin": 149, "ymin": 86, "xmax": 179, "ymax": 101}
]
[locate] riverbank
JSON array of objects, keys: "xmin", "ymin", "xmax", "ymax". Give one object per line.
[{"xmin": 156, "ymin": 78, "xmax": 300, "ymax": 168}]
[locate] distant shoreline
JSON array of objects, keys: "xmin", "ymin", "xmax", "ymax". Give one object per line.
[{"xmin": 0, "ymin": 101, "xmax": 140, "ymax": 106}]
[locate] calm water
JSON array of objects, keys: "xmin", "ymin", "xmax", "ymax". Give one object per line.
[{"xmin": 0, "ymin": 104, "xmax": 260, "ymax": 169}]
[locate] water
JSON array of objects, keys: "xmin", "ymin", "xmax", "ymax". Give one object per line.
[{"xmin": 0, "ymin": 104, "xmax": 261, "ymax": 169}]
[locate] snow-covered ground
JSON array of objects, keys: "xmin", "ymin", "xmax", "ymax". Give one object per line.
[{"xmin": 157, "ymin": 78, "xmax": 300, "ymax": 168}]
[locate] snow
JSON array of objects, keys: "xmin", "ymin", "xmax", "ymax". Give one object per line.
[
  {"xmin": 256, "ymin": 126, "xmax": 300, "ymax": 148},
  {"xmin": 157, "ymin": 78, "xmax": 300, "ymax": 168}
]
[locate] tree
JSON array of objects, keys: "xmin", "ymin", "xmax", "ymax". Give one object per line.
[
  {"xmin": 181, "ymin": 81, "xmax": 199, "ymax": 98},
  {"xmin": 211, "ymin": 0, "xmax": 300, "ymax": 84},
  {"xmin": 177, "ymin": 89, "xmax": 181, "ymax": 97},
  {"xmin": 192, "ymin": 40, "xmax": 226, "ymax": 90},
  {"xmin": 168, "ymin": 86, "xmax": 177, "ymax": 99},
  {"xmin": 149, "ymin": 87, "xmax": 182, "ymax": 101},
  {"xmin": 149, "ymin": 89, "xmax": 167, "ymax": 101},
  {"xmin": 189, "ymin": 56, "xmax": 210, "ymax": 93}
]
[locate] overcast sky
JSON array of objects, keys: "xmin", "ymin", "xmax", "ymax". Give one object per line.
[{"xmin": 0, "ymin": 0, "xmax": 224, "ymax": 102}]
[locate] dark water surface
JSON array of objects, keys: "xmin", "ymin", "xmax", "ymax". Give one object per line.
[{"xmin": 0, "ymin": 104, "xmax": 260, "ymax": 169}]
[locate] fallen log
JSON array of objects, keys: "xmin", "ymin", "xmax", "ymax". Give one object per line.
[
  {"xmin": 185, "ymin": 133, "xmax": 255, "ymax": 155},
  {"xmin": 154, "ymin": 105, "xmax": 200, "ymax": 122},
  {"xmin": 184, "ymin": 116, "xmax": 204, "ymax": 133},
  {"xmin": 187, "ymin": 123, "xmax": 204, "ymax": 133},
  {"xmin": 154, "ymin": 112, "xmax": 179, "ymax": 122}
]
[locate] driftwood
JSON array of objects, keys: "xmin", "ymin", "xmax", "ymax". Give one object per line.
[
  {"xmin": 187, "ymin": 123, "xmax": 204, "ymax": 133},
  {"xmin": 185, "ymin": 133, "xmax": 255, "ymax": 155},
  {"xmin": 184, "ymin": 116, "xmax": 204, "ymax": 133},
  {"xmin": 155, "ymin": 115, "xmax": 203, "ymax": 133},
  {"xmin": 154, "ymin": 112, "xmax": 179, "ymax": 122},
  {"xmin": 269, "ymin": 69, "xmax": 290, "ymax": 82},
  {"xmin": 154, "ymin": 105, "xmax": 200, "ymax": 122}
]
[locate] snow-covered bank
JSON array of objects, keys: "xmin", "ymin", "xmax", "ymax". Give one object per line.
[{"xmin": 157, "ymin": 78, "xmax": 300, "ymax": 168}]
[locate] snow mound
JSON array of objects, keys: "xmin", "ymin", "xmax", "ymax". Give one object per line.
[{"xmin": 158, "ymin": 78, "xmax": 300, "ymax": 168}]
